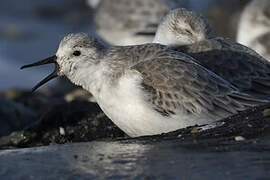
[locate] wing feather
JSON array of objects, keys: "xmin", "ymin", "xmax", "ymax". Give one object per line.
[
  {"xmin": 172, "ymin": 37, "xmax": 270, "ymax": 97},
  {"xmin": 129, "ymin": 48, "xmax": 264, "ymax": 119}
]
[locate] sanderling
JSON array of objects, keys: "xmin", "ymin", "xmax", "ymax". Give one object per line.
[
  {"xmin": 21, "ymin": 33, "xmax": 267, "ymax": 137},
  {"xmin": 92, "ymin": 0, "xmax": 188, "ymax": 45},
  {"xmin": 237, "ymin": 0, "xmax": 270, "ymax": 60},
  {"xmin": 154, "ymin": 8, "xmax": 270, "ymax": 99}
]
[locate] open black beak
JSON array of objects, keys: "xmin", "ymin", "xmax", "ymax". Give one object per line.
[
  {"xmin": 134, "ymin": 31, "xmax": 156, "ymax": 36},
  {"xmin": 20, "ymin": 55, "xmax": 59, "ymax": 92}
]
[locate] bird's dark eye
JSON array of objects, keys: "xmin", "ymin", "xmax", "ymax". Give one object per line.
[
  {"xmin": 73, "ymin": 51, "xmax": 81, "ymax": 56},
  {"xmin": 185, "ymin": 29, "xmax": 192, "ymax": 35}
]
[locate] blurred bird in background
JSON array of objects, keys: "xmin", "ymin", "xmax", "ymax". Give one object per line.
[{"xmin": 237, "ymin": 0, "xmax": 270, "ymax": 61}]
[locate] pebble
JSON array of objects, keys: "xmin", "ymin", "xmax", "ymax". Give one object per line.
[{"xmin": 235, "ymin": 136, "xmax": 246, "ymax": 141}]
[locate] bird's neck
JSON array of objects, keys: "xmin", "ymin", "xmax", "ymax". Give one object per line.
[{"xmin": 68, "ymin": 60, "xmax": 122, "ymax": 99}]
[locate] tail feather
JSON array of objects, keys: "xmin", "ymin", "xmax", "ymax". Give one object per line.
[
  {"xmin": 229, "ymin": 92, "xmax": 269, "ymax": 109},
  {"xmin": 251, "ymin": 79, "xmax": 270, "ymax": 95},
  {"xmin": 210, "ymin": 92, "xmax": 268, "ymax": 120}
]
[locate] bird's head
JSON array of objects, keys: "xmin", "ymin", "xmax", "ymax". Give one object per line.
[
  {"xmin": 153, "ymin": 8, "xmax": 211, "ymax": 46},
  {"xmin": 21, "ymin": 33, "xmax": 105, "ymax": 91}
]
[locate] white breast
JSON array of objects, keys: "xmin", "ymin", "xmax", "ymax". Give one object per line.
[{"xmin": 94, "ymin": 71, "xmax": 214, "ymax": 137}]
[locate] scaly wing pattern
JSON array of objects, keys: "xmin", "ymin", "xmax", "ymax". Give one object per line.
[
  {"xmin": 130, "ymin": 48, "xmax": 264, "ymax": 119},
  {"xmin": 173, "ymin": 37, "xmax": 270, "ymax": 96}
]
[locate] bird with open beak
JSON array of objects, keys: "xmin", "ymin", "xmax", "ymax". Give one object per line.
[{"xmin": 21, "ymin": 33, "xmax": 267, "ymax": 137}]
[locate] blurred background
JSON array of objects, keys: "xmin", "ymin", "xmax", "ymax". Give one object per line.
[{"xmin": 0, "ymin": 0, "xmax": 250, "ymax": 91}]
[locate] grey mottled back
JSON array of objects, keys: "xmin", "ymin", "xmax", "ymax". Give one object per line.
[{"xmin": 173, "ymin": 37, "xmax": 270, "ymax": 98}]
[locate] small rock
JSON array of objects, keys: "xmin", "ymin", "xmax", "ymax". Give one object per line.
[
  {"xmin": 59, "ymin": 127, "xmax": 65, "ymax": 136},
  {"xmin": 263, "ymin": 108, "xmax": 270, "ymax": 117},
  {"xmin": 191, "ymin": 128, "xmax": 199, "ymax": 134},
  {"xmin": 234, "ymin": 136, "xmax": 245, "ymax": 141}
]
